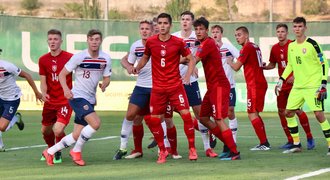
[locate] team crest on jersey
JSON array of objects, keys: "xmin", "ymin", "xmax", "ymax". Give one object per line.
[
  {"xmin": 100, "ymin": 64, "xmax": 106, "ymax": 70},
  {"xmin": 161, "ymin": 50, "xmax": 166, "ymax": 57},
  {"xmin": 83, "ymin": 105, "xmax": 89, "ymax": 110},
  {"xmin": 52, "ymin": 65, "xmax": 57, "ymax": 72},
  {"xmin": 302, "ymin": 48, "xmax": 307, "ymax": 54},
  {"xmin": 280, "ymin": 53, "xmax": 284, "ymax": 60}
]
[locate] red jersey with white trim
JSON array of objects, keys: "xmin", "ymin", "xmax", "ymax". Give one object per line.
[
  {"xmin": 39, "ymin": 51, "xmax": 73, "ymax": 105},
  {"xmin": 238, "ymin": 42, "xmax": 267, "ymax": 88},
  {"xmin": 195, "ymin": 37, "xmax": 229, "ymax": 89},
  {"xmin": 144, "ymin": 35, "xmax": 191, "ymax": 89},
  {"xmin": 269, "ymin": 40, "xmax": 293, "ymax": 90}
]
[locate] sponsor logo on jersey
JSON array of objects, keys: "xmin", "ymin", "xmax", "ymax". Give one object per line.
[{"xmin": 161, "ymin": 45, "xmax": 166, "ymax": 49}]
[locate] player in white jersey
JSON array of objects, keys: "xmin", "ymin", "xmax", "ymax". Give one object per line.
[
  {"xmin": 0, "ymin": 59, "xmax": 42, "ymax": 151},
  {"xmin": 162, "ymin": 11, "xmax": 217, "ymax": 158},
  {"xmin": 211, "ymin": 25, "xmax": 240, "ymax": 158},
  {"xmin": 43, "ymin": 29, "xmax": 112, "ymax": 166}
]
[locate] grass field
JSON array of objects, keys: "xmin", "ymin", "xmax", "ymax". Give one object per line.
[{"xmin": 0, "ymin": 111, "xmax": 329, "ymax": 180}]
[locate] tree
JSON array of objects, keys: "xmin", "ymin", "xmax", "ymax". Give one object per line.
[
  {"xmin": 165, "ymin": 0, "xmax": 191, "ymax": 21},
  {"xmin": 83, "ymin": 0, "xmax": 102, "ymax": 19},
  {"xmin": 21, "ymin": 0, "xmax": 42, "ymax": 15}
]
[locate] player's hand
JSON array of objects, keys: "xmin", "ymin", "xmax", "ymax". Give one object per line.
[
  {"xmin": 286, "ymin": 76, "xmax": 294, "ymax": 84},
  {"xmin": 35, "ymin": 91, "xmax": 43, "ymax": 103},
  {"xmin": 275, "ymin": 77, "xmax": 284, "ymax": 96},
  {"xmin": 315, "ymin": 80, "xmax": 327, "ymax": 101},
  {"xmin": 182, "ymin": 74, "xmax": 191, "ymax": 85},
  {"xmin": 63, "ymin": 89, "xmax": 73, "ymax": 100},
  {"xmin": 226, "ymin": 56, "xmax": 234, "ymax": 65},
  {"xmin": 41, "ymin": 93, "xmax": 50, "ymax": 102},
  {"xmin": 127, "ymin": 65, "xmax": 134, "ymax": 74},
  {"xmin": 193, "ymin": 67, "xmax": 199, "ymax": 78},
  {"xmin": 99, "ymin": 83, "xmax": 108, "ymax": 92}
]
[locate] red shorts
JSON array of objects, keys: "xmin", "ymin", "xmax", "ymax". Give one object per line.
[
  {"xmin": 247, "ymin": 88, "xmax": 267, "ymax": 113},
  {"xmin": 277, "ymin": 88, "xmax": 291, "ymax": 109},
  {"xmin": 200, "ymin": 85, "xmax": 229, "ymax": 119},
  {"xmin": 41, "ymin": 103, "xmax": 72, "ymax": 126},
  {"xmin": 150, "ymin": 85, "xmax": 189, "ymax": 115}
]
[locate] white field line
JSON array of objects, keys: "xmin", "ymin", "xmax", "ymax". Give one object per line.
[
  {"xmin": 5, "ymin": 136, "xmax": 118, "ymax": 151},
  {"xmin": 284, "ymin": 168, "xmax": 330, "ymax": 180}
]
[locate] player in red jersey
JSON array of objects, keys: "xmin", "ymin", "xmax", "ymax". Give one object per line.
[
  {"xmin": 227, "ymin": 26, "xmax": 271, "ymax": 150},
  {"xmin": 133, "ymin": 13, "xmax": 197, "ymax": 164},
  {"xmin": 263, "ymin": 23, "xmax": 314, "ymax": 150},
  {"xmin": 191, "ymin": 17, "xmax": 240, "ymax": 160},
  {"xmin": 39, "ymin": 29, "xmax": 73, "ymax": 163}
]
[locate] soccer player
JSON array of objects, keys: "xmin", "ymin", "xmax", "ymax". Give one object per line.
[
  {"xmin": 211, "ymin": 25, "xmax": 240, "ymax": 157},
  {"xmin": 39, "ymin": 29, "xmax": 73, "ymax": 163},
  {"xmin": 42, "ymin": 29, "xmax": 112, "ymax": 166},
  {"xmin": 168, "ymin": 10, "xmax": 217, "ymax": 158},
  {"xmin": 0, "ymin": 59, "xmax": 42, "ymax": 151},
  {"xmin": 133, "ymin": 13, "xmax": 197, "ymax": 164},
  {"xmin": 276, "ymin": 17, "xmax": 330, "ymax": 154},
  {"xmin": 263, "ymin": 23, "xmax": 315, "ymax": 150},
  {"xmin": 227, "ymin": 26, "xmax": 271, "ymax": 150},
  {"xmin": 192, "ymin": 17, "xmax": 240, "ymax": 160}
]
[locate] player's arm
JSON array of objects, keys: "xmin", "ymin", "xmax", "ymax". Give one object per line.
[
  {"xmin": 59, "ymin": 67, "xmax": 73, "ymax": 99},
  {"xmin": 133, "ymin": 54, "xmax": 150, "ymax": 74},
  {"xmin": 263, "ymin": 62, "xmax": 276, "ymax": 70},
  {"xmin": 315, "ymin": 44, "xmax": 329, "ymax": 100},
  {"xmin": 182, "ymin": 54, "xmax": 196, "ymax": 85},
  {"xmin": 40, "ymin": 75, "xmax": 49, "ymax": 102},
  {"xmin": 99, "ymin": 76, "xmax": 111, "ymax": 92},
  {"xmin": 19, "ymin": 70, "xmax": 43, "ymax": 102},
  {"xmin": 226, "ymin": 56, "xmax": 243, "ymax": 71}
]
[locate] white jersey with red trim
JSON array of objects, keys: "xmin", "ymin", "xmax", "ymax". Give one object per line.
[
  {"xmin": 219, "ymin": 43, "xmax": 239, "ymax": 88},
  {"xmin": 65, "ymin": 49, "xmax": 112, "ymax": 104},
  {"xmin": 128, "ymin": 39, "xmax": 152, "ymax": 88},
  {"xmin": 172, "ymin": 31, "xmax": 198, "ymax": 83},
  {"xmin": 0, "ymin": 60, "xmax": 22, "ymax": 101}
]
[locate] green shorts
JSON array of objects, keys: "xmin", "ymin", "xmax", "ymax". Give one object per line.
[{"xmin": 286, "ymin": 88, "xmax": 324, "ymax": 111}]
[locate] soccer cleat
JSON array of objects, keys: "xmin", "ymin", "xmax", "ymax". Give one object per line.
[
  {"xmin": 250, "ymin": 143, "xmax": 271, "ymax": 151},
  {"xmin": 205, "ymin": 148, "xmax": 218, "ymax": 158},
  {"xmin": 171, "ymin": 151, "xmax": 182, "ymax": 159},
  {"xmin": 189, "ymin": 147, "xmax": 198, "ymax": 161},
  {"xmin": 15, "ymin": 112, "xmax": 24, "ymax": 131},
  {"xmin": 307, "ymin": 138, "xmax": 315, "ymax": 150},
  {"xmin": 70, "ymin": 149, "xmax": 85, "ymax": 166},
  {"xmin": 42, "ymin": 149, "xmax": 54, "ymax": 166},
  {"xmin": 147, "ymin": 139, "xmax": 158, "ymax": 149},
  {"xmin": 125, "ymin": 150, "xmax": 143, "ymax": 159},
  {"xmin": 113, "ymin": 149, "xmax": 127, "ymax": 160},
  {"xmin": 279, "ymin": 142, "xmax": 294, "ymax": 149},
  {"xmin": 220, "ymin": 151, "xmax": 241, "ymax": 161},
  {"xmin": 218, "ymin": 145, "xmax": 230, "ymax": 158},
  {"xmin": 282, "ymin": 144, "xmax": 302, "ymax": 154},
  {"xmin": 53, "ymin": 151, "xmax": 62, "ymax": 163},
  {"xmin": 209, "ymin": 133, "xmax": 217, "ymax": 148},
  {"xmin": 0, "ymin": 145, "xmax": 5, "ymax": 152},
  {"xmin": 157, "ymin": 150, "xmax": 169, "ymax": 164},
  {"xmin": 40, "ymin": 154, "xmax": 46, "ymax": 161}
]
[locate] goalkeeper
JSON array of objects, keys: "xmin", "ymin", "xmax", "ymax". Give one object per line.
[{"xmin": 276, "ymin": 17, "xmax": 330, "ymax": 155}]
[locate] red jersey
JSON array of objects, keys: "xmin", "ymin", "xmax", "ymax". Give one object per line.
[
  {"xmin": 238, "ymin": 42, "xmax": 267, "ymax": 88},
  {"xmin": 195, "ymin": 37, "xmax": 229, "ymax": 89},
  {"xmin": 39, "ymin": 50, "xmax": 73, "ymax": 105},
  {"xmin": 269, "ymin": 40, "xmax": 293, "ymax": 90},
  {"xmin": 144, "ymin": 35, "xmax": 191, "ymax": 89}
]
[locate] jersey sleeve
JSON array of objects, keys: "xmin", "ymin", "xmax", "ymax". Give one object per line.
[
  {"xmin": 65, "ymin": 54, "xmax": 80, "ymax": 72},
  {"xmin": 38, "ymin": 58, "xmax": 46, "ymax": 75},
  {"xmin": 127, "ymin": 44, "xmax": 137, "ymax": 64},
  {"xmin": 7, "ymin": 62, "xmax": 21, "ymax": 76},
  {"xmin": 281, "ymin": 44, "xmax": 293, "ymax": 80},
  {"xmin": 237, "ymin": 46, "xmax": 248, "ymax": 64},
  {"xmin": 103, "ymin": 55, "xmax": 112, "ymax": 77},
  {"xmin": 144, "ymin": 40, "xmax": 151, "ymax": 57},
  {"xmin": 195, "ymin": 41, "xmax": 209, "ymax": 59},
  {"xmin": 316, "ymin": 42, "xmax": 329, "ymax": 81},
  {"xmin": 228, "ymin": 43, "xmax": 240, "ymax": 58},
  {"xmin": 269, "ymin": 46, "xmax": 276, "ymax": 63}
]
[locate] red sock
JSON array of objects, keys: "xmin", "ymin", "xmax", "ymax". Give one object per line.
[
  {"xmin": 144, "ymin": 115, "xmax": 151, "ymax": 126},
  {"xmin": 167, "ymin": 126, "xmax": 177, "ymax": 154},
  {"xmin": 55, "ymin": 132, "xmax": 66, "ymax": 143},
  {"xmin": 181, "ymin": 113, "xmax": 195, "ymax": 149},
  {"xmin": 147, "ymin": 116, "xmax": 165, "ymax": 152},
  {"xmin": 133, "ymin": 124, "xmax": 144, "ymax": 153},
  {"xmin": 210, "ymin": 126, "xmax": 224, "ymax": 142},
  {"xmin": 251, "ymin": 117, "xmax": 267, "ymax": 144},
  {"xmin": 297, "ymin": 112, "xmax": 313, "ymax": 139},
  {"xmin": 193, "ymin": 117, "xmax": 199, "ymax": 131},
  {"xmin": 222, "ymin": 129, "xmax": 238, "ymax": 154},
  {"xmin": 43, "ymin": 131, "xmax": 55, "ymax": 148},
  {"xmin": 279, "ymin": 115, "xmax": 293, "ymax": 143}
]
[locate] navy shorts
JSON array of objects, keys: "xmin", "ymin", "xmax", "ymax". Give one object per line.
[
  {"xmin": 69, "ymin": 98, "xmax": 95, "ymax": 126},
  {"xmin": 229, "ymin": 88, "xmax": 236, "ymax": 107},
  {"xmin": 0, "ymin": 98, "xmax": 20, "ymax": 121},
  {"xmin": 129, "ymin": 86, "xmax": 151, "ymax": 109},
  {"xmin": 184, "ymin": 81, "xmax": 202, "ymax": 107}
]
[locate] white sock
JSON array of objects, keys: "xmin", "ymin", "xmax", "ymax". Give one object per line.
[
  {"xmin": 161, "ymin": 121, "xmax": 170, "ymax": 147},
  {"xmin": 5, "ymin": 115, "xmax": 18, "ymax": 131},
  {"xmin": 229, "ymin": 118, "xmax": 238, "ymax": 143},
  {"xmin": 198, "ymin": 120, "xmax": 210, "ymax": 150},
  {"xmin": 0, "ymin": 131, "xmax": 3, "ymax": 147},
  {"xmin": 72, "ymin": 125, "xmax": 97, "ymax": 152},
  {"xmin": 119, "ymin": 118, "xmax": 133, "ymax": 150},
  {"xmin": 48, "ymin": 133, "xmax": 76, "ymax": 155}
]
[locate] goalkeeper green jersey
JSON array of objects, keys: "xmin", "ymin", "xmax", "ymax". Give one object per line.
[{"xmin": 282, "ymin": 37, "xmax": 328, "ymax": 89}]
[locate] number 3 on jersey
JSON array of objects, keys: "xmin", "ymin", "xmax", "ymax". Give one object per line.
[
  {"xmin": 161, "ymin": 58, "xmax": 165, "ymax": 67},
  {"xmin": 83, "ymin": 70, "xmax": 90, "ymax": 79}
]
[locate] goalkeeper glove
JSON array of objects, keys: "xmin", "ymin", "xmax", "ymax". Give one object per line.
[
  {"xmin": 316, "ymin": 80, "xmax": 327, "ymax": 101},
  {"xmin": 275, "ymin": 77, "xmax": 284, "ymax": 96}
]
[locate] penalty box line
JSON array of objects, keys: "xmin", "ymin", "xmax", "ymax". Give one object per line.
[{"xmin": 285, "ymin": 168, "xmax": 330, "ymax": 180}]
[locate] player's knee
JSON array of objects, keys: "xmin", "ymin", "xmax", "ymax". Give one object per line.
[
  {"xmin": 165, "ymin": 118, "xmax": 174, "ymax": 128},
  {"xmin": 285, "ymin": 110, "xmax": 295, "ymax": 118},
  {"xmin": 0, "ymin": 126, "xmax": 6, "ymax": 132},
  {"xmin": 53, "ymin": 128, "xmax": 65, "ymax": 137},
  {"xmin": 314, "ymin": 111, "xmax": 325, "ymax": 122},
  {"xmin": 126, "ymin": 113, "xmax": 136, "ymax": 121}
]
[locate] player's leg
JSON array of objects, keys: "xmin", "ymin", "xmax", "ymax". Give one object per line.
[
  {"xmin": 164, "ymin": 104, "xmax": 180, "ymax": 158},
  {"xmin": 125, "ymin": 115, "xmax": 144, "ymax": 159},
  {"xmin": 296, "ymin": 109, "xmax": 314, "ymax": 150},
  {"xmin": 276, "ymin": 90, "xmax": 293, "ymax": 149},
  {"xmin": 228, "ymin": 88, "xmax": 238, "ymax": 143},
  {"xmin": 40, "ymin": 106, "xmax": 56, "ymax": 160}
]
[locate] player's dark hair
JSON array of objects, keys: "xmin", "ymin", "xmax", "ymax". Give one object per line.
[
  {"xmin": 47, "ymin": 29, "xmax": 62, "ymax": 37},
  {"xmin": 211, "ymin": 25, "xmax": 223, "ymax": 33},
  {"xmin": 193, "ymin": 17, "xmax": 209, "ymax": 29},
  {"xmin": 87, "ymin": 29, "xmax": 103, "ymax": 39},
  {"xmin": 236, "ymin": 26, "xmax": 249, "ymax": 35},
  {"xmin": 293, "ymin": 16, "xmax": 306, "ymax": 26},
  {"xmin": 157, "ymin": 13, "xmax": 172, "ymax": 25},
  {"xmin": 276, "ymin": 23, "xmax": 288, "ymax": 31},
  {"xmin": 181, "ymin": 11, "xmax": 194, "ymax": 20}
]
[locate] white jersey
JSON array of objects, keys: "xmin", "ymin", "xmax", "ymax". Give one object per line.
[
  {"xmin": 0, "ymin": 60, "xmax": 22, "ymax": 101},
  {"xmin": 172, "ymin": 31, "xmax": 198, "ymax": 83},
  {"xmin": 65, "ymin": 49, "xmax": 112, "ymax": 104},
  {"xmin": 128, "ymin": 39, "xmax": 152, "ymax": 88},
  {"xmin": 219, "ymin": 43, "xmax": 240, "ymax": 88}
]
